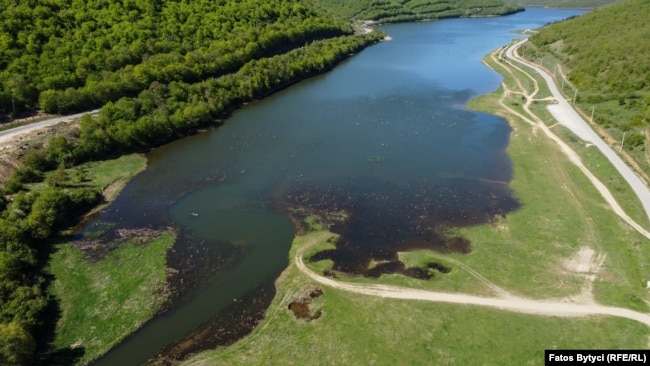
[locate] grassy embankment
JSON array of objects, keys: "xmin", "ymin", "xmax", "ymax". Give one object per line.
[
  {"xmin": 463, "ymin": 45, "xmax": 650, "ymax": 308},
  {"xmin": 46, "ymin": 154, "xmax": 177, "ymax": 365},
  {"xmin": 180, "ymin": 46, "xmax": 650, "ymax": 364},
  {"xmin": 520, "ymin": 0, "xmax": 650, "ymax": 181},
  {"xmin": 518, "ymin": 45, "xmax": 650, "ymax": 229},
  {"xmin": 183, "ymin": 233, "xmax": 647, "ymax": 365}
]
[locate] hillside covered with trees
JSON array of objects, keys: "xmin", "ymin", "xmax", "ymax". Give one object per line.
[
  {"xmin": 505, "ymin": 0, "xmax": 621, "ymax": 8},
  {"xmin": 0, "ymin": 0, "xmax": 522, "ymax": 364},
  {"xmin": 0, "ymin": 0, "xmax": 353, "ymax": 116},
  {"xmin": 311, "ymin": 0, "xmax": 522, "ymax": 23},
  {"xmin": 0, "ymin": 0, "xmax": 522, "ymax": 117},
  {"xmin": 525, "ymin": 0, "xmax": 650, "ymax": 171}
]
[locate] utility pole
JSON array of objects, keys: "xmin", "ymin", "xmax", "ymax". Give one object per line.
[
  {"xmin": 591, "ymin": 106, "xmax": 595, "ymax": 122},
  {"xmin": 553, "ymin": 65, "xmax": 557, "ymax": 78},
  {"xmin": 573, "ymin": 89, "xmax": 578, "ymax": 104},
  {"xmin": 11, "ymin": 96, "xmax": 15, "ymax": 116}
]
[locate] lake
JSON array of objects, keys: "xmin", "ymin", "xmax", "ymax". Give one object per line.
[{"xmin": 90, "ymin": 7, "xmax": 587, "ymax": 365}]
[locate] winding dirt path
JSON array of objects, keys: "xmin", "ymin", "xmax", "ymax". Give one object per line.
[
  {"xmin": 295, "ymin": 234, "xmax": 650, "ymax": 327},
  {"xmin": 498, "ymin": 41, "xmax": 650, "ymax": 240},
  {"xmin": 506, "ymin": 40, "xmax": 650, "ymax": 224}
]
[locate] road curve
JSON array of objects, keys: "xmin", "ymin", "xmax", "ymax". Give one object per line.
[
  {"xmin": 295, "ymin": 235, "xmax": 650, "ymax": 327},
  {"xmin": 0, "ymin": 109, "xmax": 100, "ymax": 146},
  {"xmin": 506, "ymin": 39, "xmax": 650, "ymax": 223}
]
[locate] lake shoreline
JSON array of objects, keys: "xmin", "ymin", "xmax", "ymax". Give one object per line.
[{"xmin": 49, "ymin": 7, "xmax": 592, "ymax": 364}]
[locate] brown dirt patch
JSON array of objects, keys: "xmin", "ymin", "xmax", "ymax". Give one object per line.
[
  {"xmin": 0, "ymin": 121, "xmax": 79, "ymax": 183},
  {"xmin": 72, "ymin": 227, "xmax": 165, "ymax": 261},
  {"xmin": 287, "ymin": 285, "xmax": 324, "ymax": 321}
]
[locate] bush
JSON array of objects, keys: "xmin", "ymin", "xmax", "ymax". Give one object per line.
[
  {"xmin": 0, "ymin": 322, "xmax": 36, "ymax": 366},
  {"xmin": 3, "ymin": 167, "xmax": 41, "ymax": 194}
]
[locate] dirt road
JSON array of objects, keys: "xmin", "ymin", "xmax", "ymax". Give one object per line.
[
  {"xmin": 295, "ymin": 234, "xmax": 650, "ymax": 327},
  {"xmin": 497, "ymin": 40, "xmax": 650, "ymax": 240},
  {"xmin": 506, "ymin": 39, "xmax": 650, "ymax": 223},
  {"xmin": 0, "ymin": 109, "xmax": 100, "ymax": 146}
]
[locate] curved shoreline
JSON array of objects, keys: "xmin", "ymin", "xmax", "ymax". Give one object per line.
[
  {"xmin": 282, "ymin": 37, "xmax": 650, "ymax": 332},
  {"xmin": 294, "ymin": 233, "xmax": 650, "ymax": 327}
]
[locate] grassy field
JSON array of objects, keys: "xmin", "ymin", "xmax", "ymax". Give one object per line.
[
  {"xmin": 180, "ymin": 46, "xmax": 650, "ymax": 365},
  {"xmin": 30, "ymin": 153, "xmax": 145, "ymax": 200},
  {"xmin": 78, "ymin": 154, "xmax": 146, "ymax": 191},
  {"xmin": 464, "ymin": 48, "xmax": 650, "ymax": 308},
  {"xmin": 48, "ymin": 231, "xmax": 175, "ymax": 365},
  {"xmin": 45, "ymin": 153, "xmax": 177, "ymax": 365},
  {"xmin": 183, "ymin": 234, "xmax": 648, "ymax": 366}
]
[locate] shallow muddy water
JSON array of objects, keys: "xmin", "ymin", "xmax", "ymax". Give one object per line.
[{"xmin": 88, "ymin": 7, "xmax": 587, "ymax": 365}]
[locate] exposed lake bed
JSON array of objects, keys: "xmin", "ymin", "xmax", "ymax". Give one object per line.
[{"xmin": 85, "ymin": 8, "xmax": 591, "ymax": 365}]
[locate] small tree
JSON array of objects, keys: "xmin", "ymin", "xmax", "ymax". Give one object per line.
[
  {"xmin": 46, "ymin": 164, "xmax": 69, "ymax": 188},
  {"xmin": 0, "ymin": 322, "xmax": 36, "ymax": 366}
]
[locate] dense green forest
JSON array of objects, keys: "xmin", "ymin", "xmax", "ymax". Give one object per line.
[
  {"xmin": 504, "ymin": 0, "xmax": 620, "ymax": 8},
  {"xmin": 0, "ymin": 0, "xmax": 522, "ymax": 117},
  {"xmin": 0, "ymin": 0, "xmax": 522, "ymax": 364},
  {"xmin": 0, "ymin": 0, "xmax": 351, "ymax": 115},
  {"xmin": 310, "ymin": 0, "xmax": 522, "ymax": 22},
  {"xmin": 525, "ymin": 0, "xmax": 650, "ymax": 166}
]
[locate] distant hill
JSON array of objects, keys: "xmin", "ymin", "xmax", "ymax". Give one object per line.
[
  {"xmin": 310, "ymin": 0, "xmax": 522, "ymax": 23},
  {"xmin": 505, "ymin": 0, "xmax": 622, "ymax": 8},
  {"xmin": 527, "ymin": 0, "xmax": 650, "ymax": 166}
]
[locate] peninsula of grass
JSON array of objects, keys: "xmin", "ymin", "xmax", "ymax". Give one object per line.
[
  {"xmin": 79, "ymin": 154, "xmax": 146, "ymax": 192},
  {"xmin": 43, "ymin": 152, "xmax": 166, "ymax": 365},
  {"xmin": 182, "ymin": 232, "xmax": 649, "ymax": 366},
  {"xmin": 48, "ymin": 230, "xmax": 175, "ymax": 365},
  {"xmin": 29, "ymin": 153, "xmax": 145, "ymax": 200}
]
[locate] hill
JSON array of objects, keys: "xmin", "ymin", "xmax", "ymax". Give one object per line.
[
  {"xmin": 525, "ymin": 0, "xmax": 650, "ymax": 173},
  {"xmin": 505, "ymin": 0, "xmax": 621, "ymax": 8},
  {"xmin": 311, "ymin": 0, "xmax": 522, "ymax": 23},
  {"xmin": 0, "ymin": 0, "xmax": 353, "ymax": 116}
]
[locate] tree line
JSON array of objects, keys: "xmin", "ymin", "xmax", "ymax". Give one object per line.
[
  {"xmin": 0, "ymin": 0, "xmax": 350, "ymax": 115},
  {"xmin": 310, "ymin": 0, "xmax": 522, "ymax": 23},
  {"xmin": 505, "ymin": 0, "xmax": 621, "ymax": 8}
]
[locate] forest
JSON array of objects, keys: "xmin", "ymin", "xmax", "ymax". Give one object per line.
[
  {"xmin": 505, "ymin": 0, "xmax": 620, "ymax": 8},
  {"xmin": 0, "ymin": 0, "xmax": 352, "ymax": 115},
  {"xmin": 0, "ymin": 0, "xmax": 522, "ymax": 364},
  {"xmin": 311, "ymin": 0, "xmax": 522, "ymax": 23},
  {"xmin": 526, "ymin": 0, "xmax": 650, "ymax": 164}
]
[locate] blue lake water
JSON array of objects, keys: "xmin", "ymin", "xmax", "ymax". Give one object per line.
[{"xmin": 90, "ymin": 7, "xmax": 587, "ymax": 365}]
